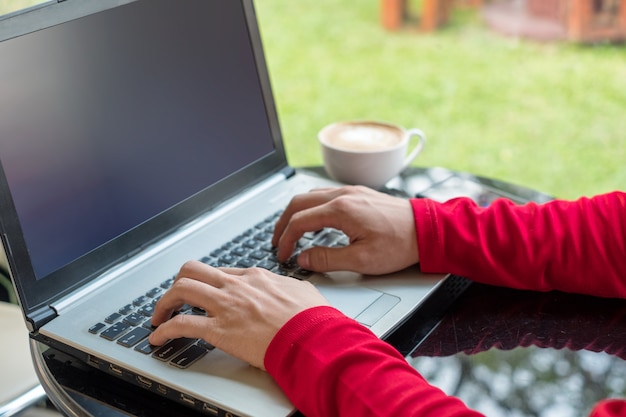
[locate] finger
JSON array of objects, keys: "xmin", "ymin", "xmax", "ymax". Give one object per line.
[
  {"xmin": 151, "ymin": 277, "xmax": 222, "ymax": 326},
  {"xmin": 275, "ymin": 203, "xmax": 347, "ymax": 262},
  {"xmin": 271, "ymin": 188, "xmax": 342, "ymax": 246},
  {"xmin": 297, "ymin": 245, "xmax": 365, "ymax": 273},
  {"xmin": 149, "ymin": 313, "xmax": 214, "ymax": 346},
  {"xmin": 176, "ymin": 260, "xmax": 233, "ymax": 288}
]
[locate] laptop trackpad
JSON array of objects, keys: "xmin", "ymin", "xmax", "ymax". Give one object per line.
[{"xmin": 316, "ymin": 285, "xmax": 400, "ymax": 327}]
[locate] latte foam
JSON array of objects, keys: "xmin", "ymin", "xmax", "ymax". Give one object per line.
[{"xmin": 321, "ymin": 122, "xmax": 403, "ymax": 152}]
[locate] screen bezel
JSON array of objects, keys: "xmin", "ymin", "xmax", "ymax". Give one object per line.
[{"xmin": 0, "ymin": 0, "xmax": 289, "ymax": 324}]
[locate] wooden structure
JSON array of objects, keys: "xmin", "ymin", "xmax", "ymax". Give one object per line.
[
  {"xmin": 497, "ymin": 0, "xmax": 626, "ymax": 42},
  {"xmin": 380, "ymin": 0, "xmax": 483, "ymax": 31},
  {"xmin": 382, "ymin": 0, "xmax": 626, "ymax": 42},
  {"xmin": 568, "ymin": 0, "xmax": 626, "ymax": 42},
  {"xmin": 524, "ymin": 0, "xmax": 626, "ymax": 42}
]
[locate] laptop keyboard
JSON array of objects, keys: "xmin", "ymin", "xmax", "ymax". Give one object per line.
[{"xmin": 88, "ymin": 210, "xmax": 349, "ymax": 369}]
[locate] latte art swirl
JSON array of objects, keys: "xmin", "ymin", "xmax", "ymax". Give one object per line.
[{"xmin": 322, "ymin": 122, "xmax": 403, "ymax": 152}]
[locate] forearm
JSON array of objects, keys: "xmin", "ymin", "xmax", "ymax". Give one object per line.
[
  {"xmin": 265, "ymin": 306, "xmax": 482, "ymax": 417},
  {"xmin": 412, "ymin": 192, "xmax": 626, "ymax": 298}
]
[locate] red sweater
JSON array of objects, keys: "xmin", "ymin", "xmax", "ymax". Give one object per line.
[{"xmin": 265, "ymin": 192, "xmax": 626, "ymax": 417}]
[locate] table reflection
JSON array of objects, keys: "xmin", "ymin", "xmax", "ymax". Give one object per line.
[{"xmin": 410, "ymin": 283, "xmax": 626, "ymax": 417}]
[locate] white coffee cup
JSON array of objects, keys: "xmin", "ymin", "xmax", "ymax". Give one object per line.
[{"xmin": 318, "ymin": 120, "xmax": 426, "ymax": 189}]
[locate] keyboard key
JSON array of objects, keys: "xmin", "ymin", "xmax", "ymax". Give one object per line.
[
  {"xmin": 232, "ymin": 234, "xmax": 246, "ymax": 243},
  {"xmin": 135, "ymin": 339, "xmax": 159, "ymax": 355},
  {"xmin": 231, "ymin": 246, "xmax": 248, "ymax": 257},
  {"xmin": 119, "ymin": 304, "xmax": 134, "ymax": 315},
  {"xmin": 254, "ymin": 232, "xmax": 273, "ymax": 242},
  {"xmin": 124, "ymin": 313, "xmax": 145, "ymax": 326},
  {"xmin": 201, "ymin": 256, "xmax": 218, "ymax": 266},
  {"xmin": 257, "ymin": 260, "xmax": 277, "ymax": 270},
  {"xmin": 219, "ymin": 254, "xmax": 237, "ymax": 265},
  {"xmin": 179, "ymin": 304, "xmax": 193, "ymax": 313},
  {"xmin": 242, "ymin": 239, "xmax": 258, "ymax": 249},
  {"xmin": 293, "ymin": 268, "xmax": 314, "ymax": 280},
  {"xmin": 280, "ymin": 256, "xmax": 299, "ymax": 272},
  {"xmin": 153, "ymin": 338, "xmax": 195, "ymax": 362},
  {"xmin": 117, "ymin": 327, "xmax": 151, "ymax": 348},
  {"xmin": 133, "ymin": 295, "xmax": 150, "ymax": 306},
  {"xmin": 170, "ymin": 344, "xmax": 209, "ymax": 369},
  {"xmin": 274, "ymin": 267, "xmax": 290, "ymax": 277},
  {"xmin": 249, "ymin": 250, "xmax": 267, "ymax": 260},
  {"xmin": 254, "ymin": 220, "xmax": 268, "ymax": 230},
  {"xmin": 265, "ymin": 212, "xmax": 281, "ymax": 222},
  {"xmin": 190, "ymin": 307, "xmax": 207, "ymax": 316},
  {"xmin": 142, "ymin": 319, "xmax": 157, "ymax": 330},
  {"xmin": 236, "ymin": 258, "xmax": 256, "ymax": 268},
  {"xmin": 260, "ymin": 242, "xmax": 274, "ymax": 252},
  {"xmin": 297, "ymin": 237, "xmax": 312, "ymax": 249},
  {"xmin": 197, "ymin": 340, "xmax": 216, "ymax": 351},
  {"xmin": 89, "ymin": 322, "xmax": 107, "ymax": 334},
  {"xmin": 146, "ymin": 287, "xmax": 162, "ymax": 298},
  {"xmin": 138, "ymin": 304, "xmax": 155, "ymax": 317},
  {"xmin": 100, "ymin": 322, "xmax": 131, "ymax": 341},
  {"xmin": 105, "ymin": 312, "xmax": 122, "ymax": 324},
  {"xmin": 313, "ymin": 229, "xmax": 343, "ymax": 247},
  {"xmin": 160, "ymin": 278, "xmax": 174, "ymax": 289},
  {"xmin": 220, "ymin": 241, "xmax": 235, "ymax": 250}
]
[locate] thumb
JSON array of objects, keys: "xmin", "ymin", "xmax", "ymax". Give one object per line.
[{"xmin": 298, "ymin": 246, "xmax": 361, "ymax": 273}]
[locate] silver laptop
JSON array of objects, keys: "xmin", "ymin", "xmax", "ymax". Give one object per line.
[{"xmin": 0, "ymin": 1, "xmax": 466, "ymax": 416}]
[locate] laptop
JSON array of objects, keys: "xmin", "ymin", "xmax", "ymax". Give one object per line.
[{"xmin": 0, "ymin": 1, "xmax": 468, "ymax": 416}]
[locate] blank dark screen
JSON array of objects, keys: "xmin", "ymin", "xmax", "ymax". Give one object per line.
[{"xmin": 0, "ymin": 0, "xmax": 275, "ymax": 279}]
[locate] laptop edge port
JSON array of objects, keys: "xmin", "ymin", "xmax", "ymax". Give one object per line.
[
  {"xmin": 108, "ymin": 363, "xmax": 123, "ymax": 376},
  {"xmin": 136, "ymin": 375, "xmax": 153, "ymax": 388},
  {"xmin": 180, "ymin": 393, "xmax": 196, "ymax": 406},
  {"xmin": 202, "ymin": 403, "xmax": 219, "ymax": 416}
]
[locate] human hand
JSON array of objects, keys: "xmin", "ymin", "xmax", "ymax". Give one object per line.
[
  {"xmin": 148, "ymin": 261, "xmax": 330, "ymax": 370},
  {"xmin": 272, "ymin": 185, "xmax": 419, "ymax": 275}
]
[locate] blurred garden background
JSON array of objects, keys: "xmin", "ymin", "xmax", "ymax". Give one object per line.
[
  {"xmin": 2, "ymin": 0, "xmax": 625, "ymax": 199},
  {"xmin": 1, "ymin": 2, "xmax": 626, "ymax": 416}
]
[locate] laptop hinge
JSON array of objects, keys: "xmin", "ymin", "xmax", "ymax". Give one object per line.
[
  {"xmin": 25, "ymin": 305, "xmax": 56, "ymax": 332},
  {"xmin": 281, "ymin": 166, "xmax": 296, "ymax": 178}
]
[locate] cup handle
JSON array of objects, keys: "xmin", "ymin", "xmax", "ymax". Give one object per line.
[{"xmin": 402, "ymin": 128, "xmax": 426, "ymax": 169}]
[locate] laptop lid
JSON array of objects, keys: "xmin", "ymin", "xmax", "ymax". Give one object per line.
[{"xmin": 0, "ymin": 0, "xmax": 291, "ymax": 330}]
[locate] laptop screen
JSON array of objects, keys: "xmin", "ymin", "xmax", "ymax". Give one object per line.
[{"xmin": 0, "ymin": 0, "xmax": 287, "ymax": 311}]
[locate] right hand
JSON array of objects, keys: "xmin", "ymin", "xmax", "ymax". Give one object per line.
[{"xmin": 272, "ymin": 186, "xmax": 420, "ymax": 275}]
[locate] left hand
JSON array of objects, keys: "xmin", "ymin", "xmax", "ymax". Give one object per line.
[{"xmin": 149, "ymin": 260, "xmax": 330, "ymax": 370}]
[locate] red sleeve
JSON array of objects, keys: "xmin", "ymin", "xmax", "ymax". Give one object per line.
[
  {"xmin": 591, "ymin": 400, "xmax": 626, "ymax": 417},
  {"xmin": 413, "ymin": 191, "xmax": 626, "ymax": 417},
  {"xmin": 264, "ymin": 192, "xmax": 626, "ymax": 417},
  {"xmin": 265, "ymin": 306, "xmax": 625, "ymax": 417},
  {"xmin": 264, "ymin": 306, "xmax": 483, "ymax": 417},
  {"xmin": 412, "ymin": 192, "xmax": 626, "ymax": 298}
]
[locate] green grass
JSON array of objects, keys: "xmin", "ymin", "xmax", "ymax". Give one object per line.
[
  {"xmin": 3, "ymin": 1, "xmax": 625, "ymax": 199},
  {"xmin": 255, "ymin": 0, "xmax": 626, "ymax": 199}
]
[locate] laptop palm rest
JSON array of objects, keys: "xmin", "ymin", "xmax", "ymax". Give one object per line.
[{"xmin": 316, "ymin": 285, "xmax": 399, "ymax": 326}]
